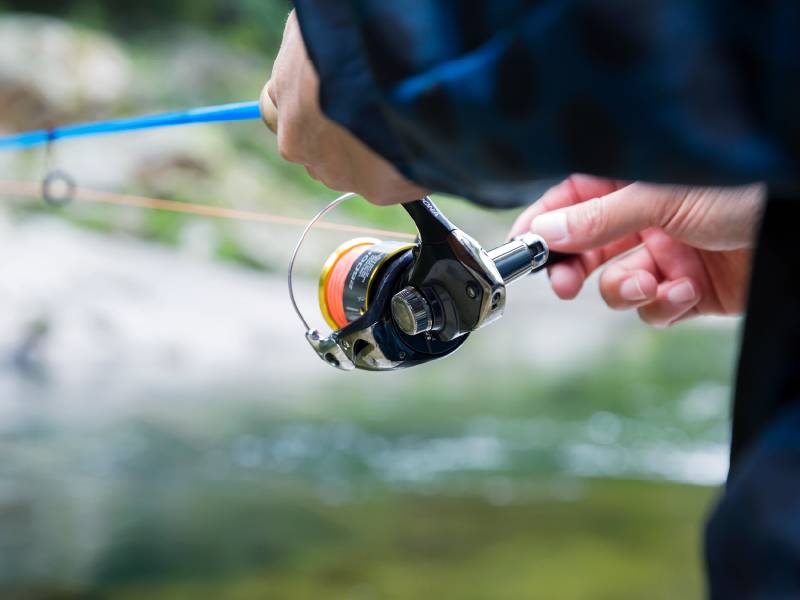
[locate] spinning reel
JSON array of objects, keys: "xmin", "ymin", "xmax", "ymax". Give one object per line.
[{"xmin": 289, "ymin": 194, "xmax": 568, "ymax": 371}]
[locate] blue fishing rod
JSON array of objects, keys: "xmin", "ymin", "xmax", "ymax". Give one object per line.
[
  {"xmin": 0, "ymin": 101, "xmax": 264, "ymax": 151},
  {"xmin": 0, "ymin": 96, "xmax": 276, "ymax": 204}
]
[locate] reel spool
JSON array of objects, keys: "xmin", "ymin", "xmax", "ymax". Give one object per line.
[
  {"xmin": 318, "ymin": 238, "xmax": 414, "ymax": 330},
  {"xmin": 289, "ymin": 194, "xmax": 566, "ymax": 372}
]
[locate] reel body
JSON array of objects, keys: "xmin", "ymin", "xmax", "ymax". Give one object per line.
[{"xmin": 291, "ymin": 196, "xmax": 559, "ymax": 371}]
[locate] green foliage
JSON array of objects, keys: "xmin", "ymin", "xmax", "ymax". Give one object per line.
[
  {"xmin": 5, "ymin": 0, "xmax": 292, "ymax": 52},
  {"xmin": 142, "ymin": 208, "xmax": 185, "ymax": 246},
  {"xmin": 94, "ymin": 481, "xmax": 712, "ymax": 600},
  {"xmin": 215, "ymin": 231, "xmax": 269, "ymax": 271}
]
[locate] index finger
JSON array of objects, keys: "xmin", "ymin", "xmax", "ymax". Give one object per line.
[{"xmin": 508, "ymin": 175, "xmax": 625, "ymax": 239}]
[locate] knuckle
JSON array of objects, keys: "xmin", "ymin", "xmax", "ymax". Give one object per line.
[
  {"xmin": 601, "ymin": 289, "xmax": 627, "ymax": 311},
  {"xmin": 654, "ymin": 185, "xmax": 692, "ymax": 229},
  {"xmin": 277, "ymin": 137, "xmax": 302, "ymax": 163},
  {"xmin": 320, "ymin": 171, "xmax": 349, "ymax": 191},
  {"xmin": 363, "ymin": 184, "xmax": 411, "ymax": 205},
  {"xmin": 373, "ymin": 192, "xmax": 406, "ymax": 206},
  {"xmin": 364, "ymin": 194, "xmax": 391, "ymax": 206},
  {"xmin": 598, "ymin": 280, "xmax": 619, "ymax": 308},
  {"xmin": 278, "ymin": 145, "xmax": 296, "ymax": 163},
  {"xmin": 578, "ymin": 197, "xmax": 608, "ymax": 240}
]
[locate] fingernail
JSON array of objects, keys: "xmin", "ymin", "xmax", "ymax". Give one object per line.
[
  {"xmin": 667, "ymin": 281, "xmax": 697, "ymax": 304},
  {"xmin": 530, "ymin": 212, "xmax": 568, "ymax": 243},
  {"xmin": 620, "ymin": 276, "xmax": 647, "ymax": 301}
]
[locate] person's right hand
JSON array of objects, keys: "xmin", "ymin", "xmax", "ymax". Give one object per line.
[
  {"xmin": 261, "ymin": 11, "xmax": 427, "ymax": 205},
  {"xmin": 508, "ymin": 176, "xmax": 765, "ymax": 327}
]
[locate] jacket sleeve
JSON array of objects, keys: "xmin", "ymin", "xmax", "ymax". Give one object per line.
[{"xmin": 294, "ymin": 0, "xmax": 800, "ymax": 208}]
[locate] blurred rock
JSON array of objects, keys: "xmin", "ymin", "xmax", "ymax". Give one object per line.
[
  {"xmin": 0, "ymin": 16, "xmax": 133, "ymax": 131},
  {"xmin": 154, "ymin": 31, "xmax": 265, "ymax": 105},
  {"xmin": 0, "ymin": 15, "xmax": 322, "ymax": 272},
  {"xmin": 0, "ymin": 214, "xmax": 327, "ymax": 411}
]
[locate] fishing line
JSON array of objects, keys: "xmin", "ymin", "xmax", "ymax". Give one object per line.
[{"xmin": 0, "ymin": 179, "xmax": 417, "ymax": 240}]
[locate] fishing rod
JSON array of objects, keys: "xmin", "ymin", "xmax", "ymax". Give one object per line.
[
  {"xmin": 0, "ymin": 93, "xmax": 569, "ymax": 372},
  {"xmin": 0, "ymin": 101, "xmax": 263, "ymax": 151}
]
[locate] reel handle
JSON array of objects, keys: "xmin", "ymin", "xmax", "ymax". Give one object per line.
[
  {"xmin": 546, "ymin": 250, "xmax": 574, "ymax": 267},
  {"xmin": 488, "ymin": 234, "xmax": 574, "ymax": 284}
]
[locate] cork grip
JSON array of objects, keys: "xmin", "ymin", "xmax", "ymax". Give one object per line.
[{"xmin": 259, "ymin": 82, "xmax": 279, "ymax": 134}]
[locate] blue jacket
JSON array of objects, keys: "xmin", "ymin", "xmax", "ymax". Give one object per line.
[{"xmin": 294, "ymin": 0, "xmax": 800, "ymax": 208}]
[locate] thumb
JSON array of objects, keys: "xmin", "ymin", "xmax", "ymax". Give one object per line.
[{"xmin": 529, "ymin": 183, "xmax": 663, "ymax": 252}]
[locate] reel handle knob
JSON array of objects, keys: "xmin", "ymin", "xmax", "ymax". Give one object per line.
[
  {"xmin": 488, "ymin": 233, "xmax": 574, "ymax": 284},
  {"xmin": 391, "ymin": 286, "xmax": 434, "ymax": 336}
]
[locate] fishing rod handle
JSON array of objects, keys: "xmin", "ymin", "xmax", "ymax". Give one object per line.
[{"xmin": 260, "ymin": 82, "xmax": 279, "ymax": 134}]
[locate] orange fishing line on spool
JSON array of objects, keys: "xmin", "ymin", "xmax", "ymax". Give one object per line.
[
  {"xmin": 318, "ymin": 238, "xmax": 377, "ymax": 329},
  {"xmin": 318, "ymin": 238, "xmax": 416, "ymax": 331}
]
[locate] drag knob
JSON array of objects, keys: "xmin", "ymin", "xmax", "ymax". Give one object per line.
[{"xmin": 391, "ymin": 286, "xmax": 433, "ymax": 336}]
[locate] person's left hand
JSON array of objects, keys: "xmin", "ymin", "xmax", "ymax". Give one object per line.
[
  {"xmin": 262, "ymin": 11, "xmax": 426, "ymax": 205},
  {"xmin": 508, "ymin": 175, "xmax": 764, "ymax": 327}
]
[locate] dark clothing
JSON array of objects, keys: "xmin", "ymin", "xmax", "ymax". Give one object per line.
[
  {"xmin": 731, "ymin": 196, "xmax": 800, "ymax": 467},
  {"xmin": 292, "ymin": 1, "xmax": 800, "ymax": 597},
  {"xmin": 703, "ymin": 197, "xmax": 800, "ymax": 599},
  {"xmin": 707, "ymin": 399, "xmax": 800, "ymax": 599},
  {"xmin": 294, "ymin": 0, "xmax": 800, "ymax": 208}
]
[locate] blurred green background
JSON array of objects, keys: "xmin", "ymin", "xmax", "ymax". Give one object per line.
[{"xmin": 0, "ymin": 2, "xmax": 737, "ymax": 599}]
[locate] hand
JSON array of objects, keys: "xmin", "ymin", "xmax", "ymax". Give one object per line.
[
  {"xmin": 261, "ymin": 11, "xmax": 426, "ymax": 205},
  {"xmin": 508, "ymin": 175, "xmax": 765, "ymax": 327}
]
